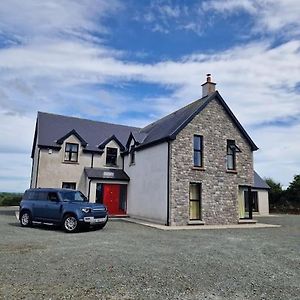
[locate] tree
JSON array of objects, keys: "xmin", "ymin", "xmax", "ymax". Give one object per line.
[
  {"xmin": 265, "ymin": 178, "xmax": 283, "ymax": 205},
  {"xmin": 285, "ymin": 175, "xmax": 300, "ymax": 203}
]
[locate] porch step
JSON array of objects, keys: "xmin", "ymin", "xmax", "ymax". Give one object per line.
[{"xmin": 238, "ymin": 219, "xmax": 257, "ymax": 224}]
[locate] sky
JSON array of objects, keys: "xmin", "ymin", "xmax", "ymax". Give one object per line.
[{"xmin": 0, "ymin": 0, "xmax": 299, "ymax": 192}]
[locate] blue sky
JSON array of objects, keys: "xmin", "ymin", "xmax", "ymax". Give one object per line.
[{"xmin": 0, "ymin": 0, "xmax": 299, "ymax": 192}]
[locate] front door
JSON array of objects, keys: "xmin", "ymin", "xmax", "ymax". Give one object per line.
[{"xmin": 103, "ymin": 184, "xmax": 123, "ymax": 215}]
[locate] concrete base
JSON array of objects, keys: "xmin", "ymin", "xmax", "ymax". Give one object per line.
[{"xmin": 121, "ymin": 218, "xmax": 281, "ymax": 230}]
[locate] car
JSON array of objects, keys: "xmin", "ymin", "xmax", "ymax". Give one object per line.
[{"xmin": 19, "ymin": 188, "xmax": 108, "ymax": 233}]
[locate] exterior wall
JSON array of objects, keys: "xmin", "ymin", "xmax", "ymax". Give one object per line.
[
  {"xmin": 37, "ymin": 135, "xmax": 92, "ymax": 195},
  {"xmin": 169, "ymin": 98, "xmax": 254, "ymax": 225},
  {"xmin": 35, "ymin": 135, "xmax": 123, "ymax": 197},
  {"xmin": 253, "ymin": 189, "xmax": 269, "ymax": 215},
  {"xmin": 124, "ymin": 142, "xmax": 169, "ymax": 224}
]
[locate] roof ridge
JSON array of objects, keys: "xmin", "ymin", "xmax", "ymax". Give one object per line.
[{"xmin": 38, "ymin": 111, "xmax": 141, "ymax": 130}]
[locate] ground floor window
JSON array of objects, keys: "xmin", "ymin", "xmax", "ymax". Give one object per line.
[
  {"xmin": 95, "ymin": 183, "xmax": 127, "ymax": 215},
  {"xmin": 62, "ymin": 182, "xmax": 76, "ymax": 189},
  {"xmin": 189, "ymin": 183, "xmax": 202, "ymax": 220}
]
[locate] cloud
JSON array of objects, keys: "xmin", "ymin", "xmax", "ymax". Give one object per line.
[
  {"xmin": 136, "ymin": 1, "xmax": 203, "ymax": 35},
  {"xmin": 202, "ymin": 0, "xmax": 300, "ymax": 36},
  {"xmin": 0, "ymin": 0, "xmax": 299, "ymax": 191},
  {"xmin": 0, "ymin": 0, "xmax": 122, "ymax": 42}
]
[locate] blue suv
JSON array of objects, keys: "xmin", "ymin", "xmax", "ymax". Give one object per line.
[{"xmin": 19, "ymin": 188, "xmax": 108, "ymax": 233}]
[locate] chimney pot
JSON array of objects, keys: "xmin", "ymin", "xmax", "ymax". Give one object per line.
[{"xmin": 201, "ymin": 74, "xmax": 216, "ymax": 97}]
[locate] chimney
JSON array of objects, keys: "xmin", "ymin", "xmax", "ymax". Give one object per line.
[{"xmin": 201, "ymin": 74, "xmax": 216, "ymax": 97}]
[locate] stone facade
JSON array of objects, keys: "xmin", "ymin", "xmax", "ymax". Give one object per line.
[{"xmin": 169, "ymin": 98, "xmax": 254, "ymax": 225}]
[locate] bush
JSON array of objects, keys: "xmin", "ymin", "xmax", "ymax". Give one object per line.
[{"xmin": 0, "ymin": 193, "xmax": 22, "ymax": 206}]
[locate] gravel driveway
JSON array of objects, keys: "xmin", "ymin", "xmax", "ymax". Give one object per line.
[{"xmin": 0, "ymin": 208, "xmax": 299, "ymax": 300}]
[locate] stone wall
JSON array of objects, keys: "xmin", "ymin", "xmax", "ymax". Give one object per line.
[{"xmin": 169, "ymin": 98, "xmax": 254, "ymax": 225}]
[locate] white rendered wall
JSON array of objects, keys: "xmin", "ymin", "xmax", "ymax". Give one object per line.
[
  {"xmin": 254, "ymin": 189, "xmax": 269, "ymax": 215},
  {"xmin": 124, "ymin": 142, "xmax": 169, "ymax": 224}
]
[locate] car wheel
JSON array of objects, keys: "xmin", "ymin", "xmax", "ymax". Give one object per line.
[
  {"xmin": 63, "ymin": 215, "xmax": 79, "ymax": 233},
  {"xmin": 20, "ymin": 211, "xmax": 32, "ymax": 227}
]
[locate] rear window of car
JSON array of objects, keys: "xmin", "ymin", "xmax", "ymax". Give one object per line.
[{"xmin": 23, "ymin": 191, "xmax": 48, "ymax": 201}]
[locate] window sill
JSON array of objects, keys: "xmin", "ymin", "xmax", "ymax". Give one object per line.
[
  {"xmin": 188, "ymin": 220, "xmax": 205, "ymax": 225},
  {"xmin": 226, "ymin": 170, "xmax": 237, "ymax": 174},
  {"xmin": 63, "ymin": 161, "xmax": 79, "ymax": 165},
  {"xmin": 191, "ymin": 166, "xmax": 205, "ymax": 171}
]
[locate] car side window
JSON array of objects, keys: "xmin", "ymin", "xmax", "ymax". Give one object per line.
[{"xmin": 48, "ymin": 192, "xmax": 59, "ymax": 201}]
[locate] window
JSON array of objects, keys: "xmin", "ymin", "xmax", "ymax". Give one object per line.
[
  {"xmin": 62, "ymin": 182, "xmax": 76, "ymax": 190},
  {"xmin": 130, "ymin": 145, "xmax": 135, "ymax": 165},
  {"xmin": 189, "ymin": 183, "xmax": 202, "ymax": 220},
  {"xmin": 193, "ymin": 135, "xmax": 203, "ymax": 167},
  {"xmin": 226, "ymin": 140, "xmax": 240, "ymax": 170},
  {"xmin": 48, "ymin": 192, "xmax": 59, "ymax": 201},
  {"xmin": 64, "ymin": 143, "xmax": 79, "ymax": 162},
  {"xmin": 106, "ymin": 147, "xmax": 118, "ymax": 165}
]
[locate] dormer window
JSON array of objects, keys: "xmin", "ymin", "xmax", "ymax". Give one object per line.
[
  {"xmin": 64, "ymin": 143, "xmax": 78, "ymax": 162},
  {"xmin": 106, "ymin": 147, "xmax": 118, "ymax": 166}
]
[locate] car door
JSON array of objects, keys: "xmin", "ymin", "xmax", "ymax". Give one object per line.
[
  {"xmin": 32, "ymin": 191, "xmax": 48, "ymax": 221},
  {"xmin": 45, "ymin": 192, "xmax": 63, "ymax": 222}
]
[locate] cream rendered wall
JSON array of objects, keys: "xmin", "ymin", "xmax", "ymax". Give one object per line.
[
  {"xmin": 35, "ymin": 135, "xmax": 123, "ymax": 197},
  {"xmin": 124, "ymin": 142, "xmax": 169, "ymax": 224},
  {"xmin": 253, "ymin": 189, "xmax": 269, "ymax": 215},
  {"xmin": 37, "ymin": 135, "xmax": 92, "ymax": 195}
]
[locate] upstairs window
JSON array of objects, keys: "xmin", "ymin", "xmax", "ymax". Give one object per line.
[
  {"xmin": 193, "ymin": 135, "xmax": 203, "ymax": 167},
  {"xmin": 130, "ymin": 145, "xmax": 135, "ymax": 165},
  {"xmin": 64, "ymin": 143, "xmax": 78, "ymax": 162},
  {"xmin": 226, "ymin": 140, "xmax": 241, "ymax": 170},
  {"xmin": 106, "ymin": 147, "xmax": 118, "ymax": 166}
]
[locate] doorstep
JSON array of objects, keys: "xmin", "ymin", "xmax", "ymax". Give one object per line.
[
  {"xmin": 120, "ymin": 218, "xmax": 281, "ymax": 231},
  {"xmin": 238, "ymin": 219, "xmax": 257, "ymax": 224},
  {"xmin": 109, "ymin": 214, "xmax": 129, "ymax": 218}
]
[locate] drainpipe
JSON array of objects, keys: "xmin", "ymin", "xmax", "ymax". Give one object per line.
[
  {"xmin": 248, "ymin": 185, "xmax": 253, "ymax": 219},
  {"xmin": 166, "ymin": 141, "xmax": 170, "ymax": 226},
  {"xmin": 91, "ymin": 153, "xmax": 94, "ymax": 168},
  {"xmin": 35, "ymin": 148, "xmax": 41, "ymax": 188},
  {"xmin": 88, "ymin": 179, "xmax": 92, "ymax": 202}
]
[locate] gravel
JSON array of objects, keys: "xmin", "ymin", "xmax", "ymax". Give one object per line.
[{"xmin": 0, "ymin": 208, "xmax": 299, "ymax": 300}]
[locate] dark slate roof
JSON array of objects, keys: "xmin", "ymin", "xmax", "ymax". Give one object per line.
[
  {"xmin": 35, "ymin": 112, "xmax": 140, "ymax": 155},
  {"xmin": 33, "ymin": 91, "xmax": 258, "ymax": 157},
  {"xmin": 136, "ymin": 91, "xmax": 258, "ymax": 151},
  {"xmin": 84, "ymin": 168, "xmax": 130, "ymax": 181},
  {"xmin": 253, "ymin": 171, "xmax": 270, "ymax": 189}
]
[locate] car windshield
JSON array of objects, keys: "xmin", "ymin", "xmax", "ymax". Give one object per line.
[{"xmin": 59, "ymin": 191, "xmax": 88, "ymax": 202}]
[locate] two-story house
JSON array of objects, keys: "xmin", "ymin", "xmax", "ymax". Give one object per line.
[{"xmin": 30, "ymin": 75, "xmax": 268, "ymax": 225}]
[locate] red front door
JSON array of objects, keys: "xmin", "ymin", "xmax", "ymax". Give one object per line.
[{"xmin": 103, "ymin": 184, "xmax": 124, "ymax": 215}]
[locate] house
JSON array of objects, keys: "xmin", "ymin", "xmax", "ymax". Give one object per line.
[{"xmin": 30, "ymin": 74, "xmax": 265, "ymax": 225}]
